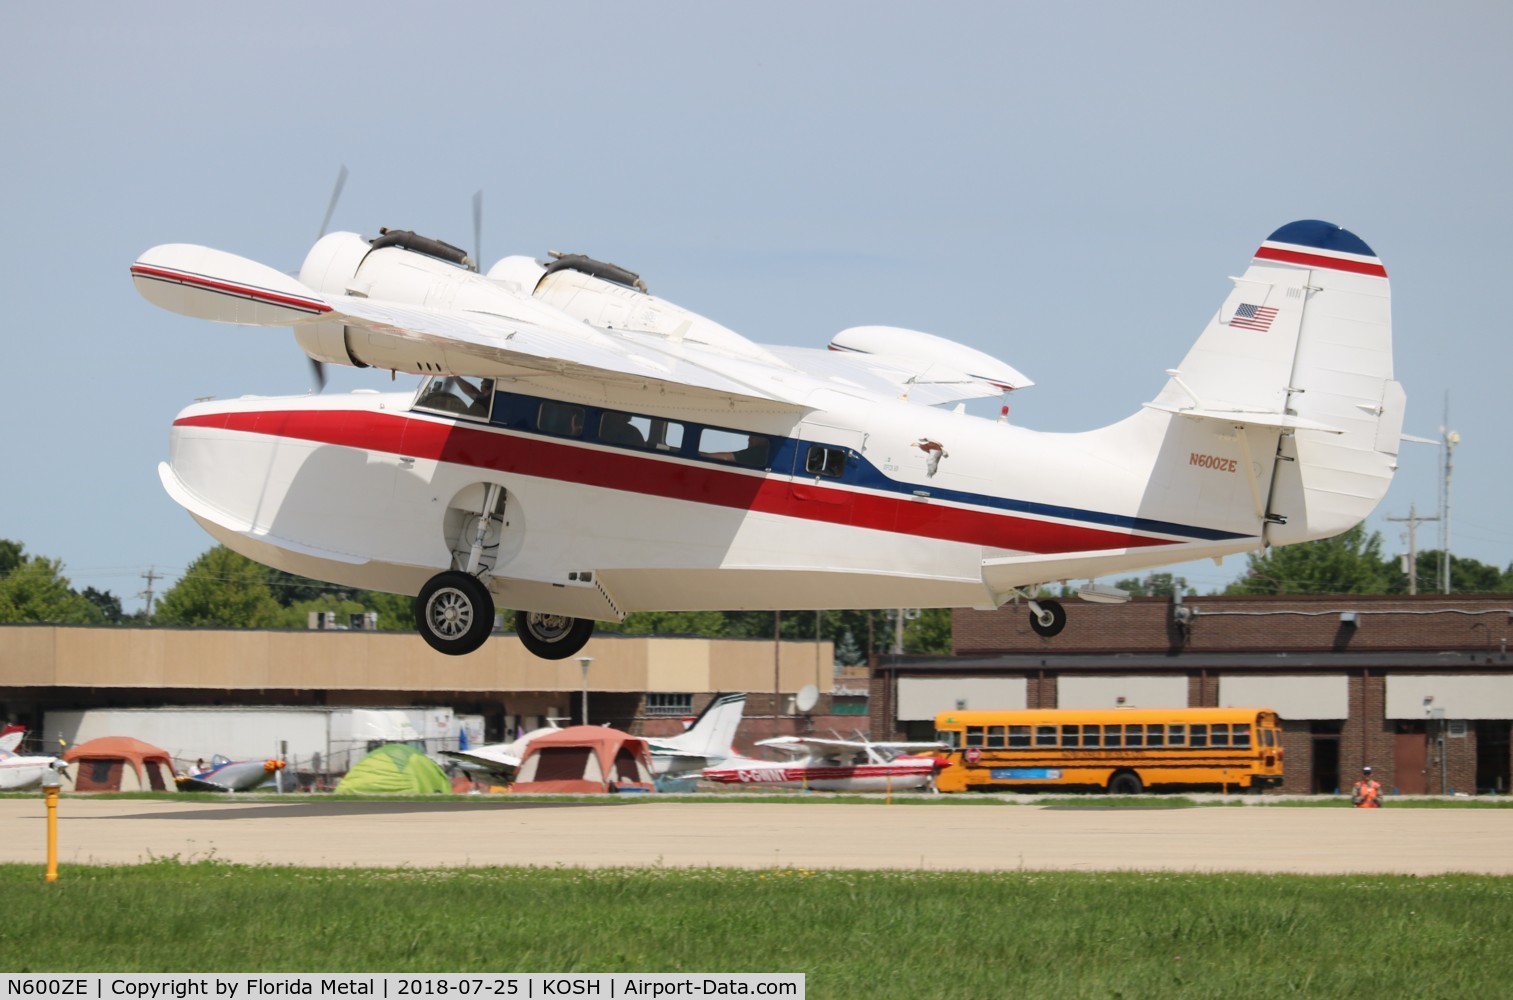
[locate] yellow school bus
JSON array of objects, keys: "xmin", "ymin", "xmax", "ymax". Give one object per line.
[{"xmin": 933, "ymin": 707, "xmax": 1284, "ymax": 794}]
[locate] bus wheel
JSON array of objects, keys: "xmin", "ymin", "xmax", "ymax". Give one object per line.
[{"xmin": 1108, "ymin": 771, "xmax": 1143, "ymax": 795}]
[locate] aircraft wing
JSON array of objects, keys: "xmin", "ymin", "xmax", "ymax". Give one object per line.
[
  {"xmin": 131, "ymin": 243, "xmax": 1029, "ymax": 411},
  {"xmin": 441, "ymin": 745, "xmax": 524, "ymax": 777}
]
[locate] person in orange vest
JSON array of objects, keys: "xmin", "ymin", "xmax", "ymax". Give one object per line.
[{"xmin": 1352, "ymin": 765, "xmax": 1383, "ymax": 807}]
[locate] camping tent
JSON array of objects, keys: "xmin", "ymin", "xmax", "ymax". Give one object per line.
[
  {"xmin": 333, "ymin": 743, "xmax": 449, "ymax": 794},
  {"xmin": 62, "ymin": 736, "xmax": 177, "ymax": 792},
  {"xmin": 511, "ymin": 726, "xmax": 657, "ymax": 794}
]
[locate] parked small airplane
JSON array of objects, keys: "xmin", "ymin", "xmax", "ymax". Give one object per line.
[
  {"xmin": 0, "ymin": 727, "xmax": 66, "ymax": 791},
  {"xmin": 175, "ymin": 754, "xmax": 286, "ymax": 792},
  {"xmin": 131, "ymin": 218, "xmax": 1401, "ymax": 660},
  {"xmin": 701, "ymin": 735, "xmax": 948, "ymax": 792},
  {"xmin": 443, "ymin": 692, "xmax": 747, "ymax": 790}
]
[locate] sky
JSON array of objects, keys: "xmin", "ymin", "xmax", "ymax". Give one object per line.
[{"xmin": 3, "ymin": 2, "xmax": 1510, "ymax": 613}]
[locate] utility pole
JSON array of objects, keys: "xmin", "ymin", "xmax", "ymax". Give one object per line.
[
  {"xmin": 1439, "ymin": 393, "xmax": 1460, "ymax": 595},
  {"xmin": 1387, "ymin": 504, "xmax": 1439, "ymax": 596},
  {"xmin": 138, "ymin": 567, "xmax": 161, "ymax": 618}
]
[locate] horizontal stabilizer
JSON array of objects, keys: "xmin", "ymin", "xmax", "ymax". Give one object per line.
[
  {"xmin": 1141, "ymin": 401, "xmax": 1344, "ymax": 434},
  {"xmin": 131, "ymin": 244, "xmax": 332, "ymax": 326}
]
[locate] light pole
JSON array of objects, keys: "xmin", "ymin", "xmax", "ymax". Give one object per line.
[{"xmin": 578, "ymin": 655, "xmax": 593, "ymax": 726}]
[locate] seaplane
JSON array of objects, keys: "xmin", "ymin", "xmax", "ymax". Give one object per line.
[
  {"xmin": 701, "ymin": 736, "xmax": 948, "ymax": 792},
  {"xmin": 443, "ymin": 692, "xmax": 747, "ymax": 791},
  {"xmin": 0, "ymin": 726, "xmax": 66, "ymax": 791},
  {"xmin": 130, "ymin": 216, "xmax": 1402, "ymax": 660}
]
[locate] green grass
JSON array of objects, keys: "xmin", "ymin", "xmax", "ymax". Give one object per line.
[{"xmin": 3, "ymin": 861, "xmax": 1510, "ymax": 998}]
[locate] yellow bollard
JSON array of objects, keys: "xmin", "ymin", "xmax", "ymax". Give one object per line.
[{"xmin": 42, "ymin": 766, "xmax": 61, "ymax": 882}]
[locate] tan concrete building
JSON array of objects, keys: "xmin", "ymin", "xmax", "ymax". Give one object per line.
[{"xmin": 0, "ymin": 624, "xmax": 837, "ymax": 760}]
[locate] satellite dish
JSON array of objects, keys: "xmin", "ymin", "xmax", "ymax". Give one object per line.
[{"xmin": 795, "ymin": 684, "xmax": 819, "ymax": 714}]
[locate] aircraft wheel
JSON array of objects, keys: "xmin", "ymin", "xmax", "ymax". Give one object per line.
[
  {"xmin": 415, "ymin": 571, "xmax": 495, "ymax": 656},
  {"xmin": 1028, "ymin": 599, "xmax": 1067, "ymax": 637},
  {"xmin": 515, "ymin": 611, "xmax": 595, "ymax": 660},
  {"xmin": 1108, "ymin": 771, "xmax": 1144, "ymax": 795}
]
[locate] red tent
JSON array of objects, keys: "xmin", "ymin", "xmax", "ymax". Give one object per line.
[
  {"xmin": 63, "ymin": 736, "xmax": 177, "ymax": 792},
  {"xmin": 511, "ymin": 726, "xmax": 656, "ymax": 794}
]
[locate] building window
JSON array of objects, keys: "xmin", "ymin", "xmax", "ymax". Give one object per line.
[{"xmin": 646, "ymin": 693, "xmax": 694, "ymax": 717}]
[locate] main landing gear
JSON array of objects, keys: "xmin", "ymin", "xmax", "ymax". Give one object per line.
[{"xmin": 414, "ymin": 571, "xmax": 596, "ymax": 659}]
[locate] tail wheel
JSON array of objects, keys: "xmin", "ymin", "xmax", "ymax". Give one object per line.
[
  {"xmin": 1107, "ymin": 771, "xmax": 1144, "ymax": 795},
  {"xmin": 415, "ymin": 571, "xmax": 495, "ymax": 656},
  {"xmin": 516, "ymin": 610, "xmax": 594, "ymax": 660},
  {"xmin": 1028, "ymin": 599, "xmax": 1067, "ymax": 637}
]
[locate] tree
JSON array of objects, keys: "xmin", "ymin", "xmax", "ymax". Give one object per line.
[
  {"xmin": 1113, "ymin": 572, "xmax": 1194, "ymax": 598},
  {"xmin": 0, "ymin": 555, "xmax": 104, "ymax": 624},
  {"xmin": 154, "ymin": 547, "xmax": 285, "ymax": 627},
  {"xmin": 1226, "ymin": 525, "xmax": 1392, "ymax": 595},
  {"xmin": 81, "ymin": 586, "xmax": 126, "ymax": 624},
  {"xmin": 1389, "ymin": 550, "xmax": 1511, "ymax": 595}
]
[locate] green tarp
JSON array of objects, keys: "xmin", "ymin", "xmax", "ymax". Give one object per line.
[{"xmin": 334, "ymin": 743, "xmax": 449, "ymax": 795}]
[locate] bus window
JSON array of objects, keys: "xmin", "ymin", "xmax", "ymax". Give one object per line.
[
  {"xmin": 1125, "ymin": 725, "xmax": 1144, "ymax": 748},
  {"xmin": 1168, "ymin": 724, "xmax": 1186, "ymax": 746},
  {"xmin": 1212, "ymin": 724, "xmax": 1231, "ymax": 747},
  {"xmin": 1105, "ymin": 726, "xmax": 1123, "ymax": 748},
  {"xmin": 1035, "ymin": 725, "xmax": 1057, "ymax": 747},
  {"xmin": 1190, "ymin": 724, "xmax": 1208, "ymax": 748},
  {"xmin": 1008, "ymin": 726, "xmax": 1031, "ymax": 748},
  {"xmin": 1061, "ymin": 725, "xmax": 1078, "ymax": 747},
  {"xmin": 935, "ymin": 730, "xmax": 959, "ymax": 749},
  {"xmin": 1261, "ymin": 728, "xmax": 1274, "ymax": 747},
  {"xmin": 965, "ymin": 727, "xmax": 985, "ymax": 748},
  {"xmin": 1233, "ymin": 724, "xmax": 1251, "ymax": 747},
  {"xmin": 986, "ymin": 726, "xmax": 1006, "ymax": 749},
  {"xmin": 1146, "ymin": 724, "xmax": 1165, "ymax": 748},
  {"xmin": 1083, "ymin": 726, "xmax": 1102, "ymax": 749}
]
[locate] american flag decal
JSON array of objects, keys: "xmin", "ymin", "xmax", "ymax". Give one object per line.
[{"xmin": 1230, "ymin": 302, "xmax": 1278, "ymax": 332}]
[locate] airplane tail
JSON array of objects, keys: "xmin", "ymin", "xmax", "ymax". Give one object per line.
[
  {"xmin": 1138, "ymin": 220, "xmax": 1402, "ymax": 548},
  {"xmin": 657, "ymin": 693, "xmax": 747, "ymax": 759}
]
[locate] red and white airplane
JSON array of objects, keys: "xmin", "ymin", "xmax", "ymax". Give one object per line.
[
  {"xmin": 701, "ymin": 736, "xmax": 948, "ymax": 792},
  {"xmin": 130, "ymin": 219, "xmax": 1402, "ymax": 660}
]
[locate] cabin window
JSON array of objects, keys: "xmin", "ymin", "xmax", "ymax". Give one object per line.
[
  {"xmin": 537, "ymin": 401, "xmax": 586, "ymax": 438},
  {"xmin": 413, "ymin": 376, "xmax": 494, "ymax": 420},
  {"xmin": 805, "ymin": 445, "xmax": 847, "ymax": 478},
  {"xmin": 699, "ymin": 428, "xmax": 771, "ymax": 469},
  {"xmin": 599, "ymin": 411, "xmax": 685, "ymax": 451}
]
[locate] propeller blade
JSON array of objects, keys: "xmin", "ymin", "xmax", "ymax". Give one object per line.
[
  {"xmin": 317, "ymin": 164, "xmax": 349, "ymax": 241},
  {"xmin": 472, "ymin": 189, "xmax": 483, "ymax": 272}
]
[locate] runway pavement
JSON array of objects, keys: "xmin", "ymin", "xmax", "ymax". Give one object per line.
[{"xmin": 4, "ymin": 796, "xmax": 1511, "ymax": 875}]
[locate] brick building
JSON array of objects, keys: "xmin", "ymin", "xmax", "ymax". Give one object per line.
[{"xmin": 871, "ymin": 594, "xmax": 1513, "ymax": 795}]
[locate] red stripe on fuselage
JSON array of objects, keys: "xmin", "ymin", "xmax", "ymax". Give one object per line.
[
  {"xmin": 173, "ymin": 409, "xmax": 1176, "ymax": 555},
  {"xmin": 1253, "ymin": 245, "xmax": 1388, "ymax": 278}
]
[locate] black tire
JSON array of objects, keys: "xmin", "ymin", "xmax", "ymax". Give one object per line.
[
  {"xmin": 1029, "ymin": 599, "xmax": 1067, "ymax": 637},
  {"xmin": 415, "ymin": 571, "xmax": 495, "ymax": 656},
  {"xmin": 1108, "ymin": 771, "xmax": 1144, "ymax": 795},
  {"xmin": 516, "ymin": 610, "xmax": 595, "ymax": 660}
]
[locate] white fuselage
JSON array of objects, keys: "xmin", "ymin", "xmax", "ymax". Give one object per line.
[
  {"xmin": 701, "ymin": 753, "xmax": 944, "ymax": 792},
  {"xmin": 160, "ymin": 377, "xmax": 1263, "ymax": 620}
]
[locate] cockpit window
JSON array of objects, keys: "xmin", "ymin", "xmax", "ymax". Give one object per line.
[{"xmin": 413, "ymin": 376, "xmax": 494, "ymax": 421}]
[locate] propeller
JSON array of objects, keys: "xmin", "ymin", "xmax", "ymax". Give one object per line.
[
  {"xmin": 306, "ymin": 165, "xmax": 348, "ymax": 393},
  {"xmin": 472, "ymin": 189, "xmax": 484, "ymax": 273}
]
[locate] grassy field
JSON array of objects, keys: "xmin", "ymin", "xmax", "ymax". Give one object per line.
[{"xmin": 3, "ymin": 861, "xmax": 1510, "ymax": 998}]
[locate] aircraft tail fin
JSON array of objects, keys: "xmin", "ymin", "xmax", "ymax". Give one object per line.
[
  {"xmin": 131, "ymin": 244, "xmax": 333, "ymax": 326},
  {"xmin": 1143, "ymin": 221, "xmax": 1402, "ymax": 546},
  {"xmin": 0, "ymin": 724, "xmax": 24, "ymax": 754},
  {"xmin": 656, "ymin": 693, "xmax": 747, "ymax": 759}
]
